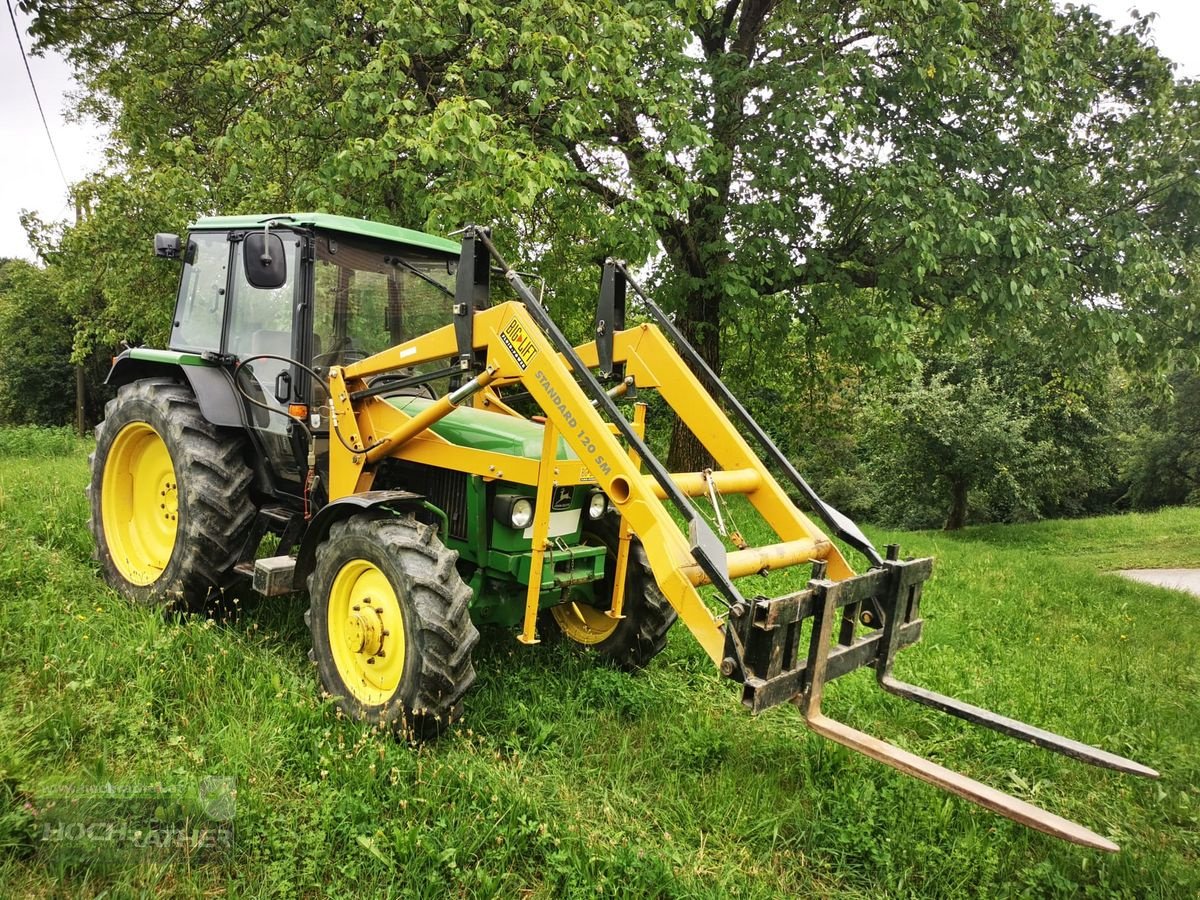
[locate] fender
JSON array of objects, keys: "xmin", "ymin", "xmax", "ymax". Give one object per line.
[
  {"xmin": 107, "ymin": 349, "xmax": 244, "ymax": 428},
  {"xmin": 292, "ymin": 490, "xmax": 428, "ymax": 590}
]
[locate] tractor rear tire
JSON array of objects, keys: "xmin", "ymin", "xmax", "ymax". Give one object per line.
[
  {"xmin": 306, "ymin": 514, "xmax": 479, "ymax": 737},
  {"xmin": 546, "ymin": 517, "xmax": 677, "ymax": 670},
  {"xmin": 87, "ymin": 377, "xmax": 256, "ymax": 613}
]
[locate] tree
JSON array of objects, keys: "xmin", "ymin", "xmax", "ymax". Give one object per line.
[
  {"xmin": 0, "ymin": 261, "xmax": 75, "ymax": 425},
  {"xmin": 24, "ymin": 0, "xmax": 1200, "ymax": 469},
  {"xmin": 1122, "ymin": 367, "xmax": 1200, "ymax": 509}
]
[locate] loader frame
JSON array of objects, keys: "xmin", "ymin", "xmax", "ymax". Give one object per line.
[{"xmin": 318, "ymin": 226, "xmax": 1154, "ymax": 851}]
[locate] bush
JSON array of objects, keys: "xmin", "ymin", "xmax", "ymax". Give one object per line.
[{"xmin": 0, "ymin": 261, "xmax": 75, "ymax": 427}]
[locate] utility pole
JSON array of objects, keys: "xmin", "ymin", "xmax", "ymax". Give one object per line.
[{"xmin": 75, "ymin": 200, "xmax": 86, "ymax": 437}]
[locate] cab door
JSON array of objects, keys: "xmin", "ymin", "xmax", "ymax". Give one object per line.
[{"xmin": 224, "ymin": 229, "xmax": 305, "ymax": 482}]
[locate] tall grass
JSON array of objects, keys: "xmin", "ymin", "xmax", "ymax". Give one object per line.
[{"xmin": 0, "ymin": 430, "xmax": 1196, "ymax": 898}]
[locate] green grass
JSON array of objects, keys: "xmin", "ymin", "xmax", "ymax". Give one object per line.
[{"xmin": 0, "ymin": 428, "xmax": 1197, "ymax": 898}]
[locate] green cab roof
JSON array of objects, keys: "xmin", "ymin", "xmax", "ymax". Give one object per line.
[{"xmin": 190, "ymin": 212, "xmax": 460, "ymax": 255}]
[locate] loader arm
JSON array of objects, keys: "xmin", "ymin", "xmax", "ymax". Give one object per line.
[{"xmin": 322, "ymin": 227, "xmax": 1156, "ymax": 852}]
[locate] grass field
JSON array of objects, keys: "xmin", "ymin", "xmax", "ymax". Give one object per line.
[{"xmin": 0, "ymin": 426, "xmax": 1197, "ymax": 898}]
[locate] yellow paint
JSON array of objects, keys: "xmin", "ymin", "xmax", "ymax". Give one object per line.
[
  {"xmin": 606, "ymin": 401, "xmax": 646, "ymax": 622},
  {"xmin": 519, "ymin": 421, "xmax": 559, "ymax": 644},
  {"xmin": 323, "ymin": 299, "xmax": 862, "ymax": 668},
  {"xmin": 325, "ymin": 558, "xmax": 406, "ymax": 705},
  {"xmin": 101, "ymin": 422, "xmax": 177, "ymax": 585},
  {"xmin": 551, "ymin": 598, "xmax": 620, "ymax": 644}
]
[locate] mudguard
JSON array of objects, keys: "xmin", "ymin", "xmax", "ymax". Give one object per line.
[
  {"xmin": 107, "ymin": 350, "xmax": 244, "ymax": 428},
  {"xmin": 292, "ymin": 490, "xmax": 427, "ymax": 590}
]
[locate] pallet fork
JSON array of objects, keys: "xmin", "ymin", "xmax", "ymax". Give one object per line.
[{"xmin": 326, "ymin": 227, "xmax": 1157, "ymax": 851}]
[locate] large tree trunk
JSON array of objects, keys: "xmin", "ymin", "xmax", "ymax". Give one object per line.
[
  {"xmin": 666, "ymin": 284, "xmax": 721, "ymax": 472},
  {"xmin": 945, "ymin": 477, "xmax": 969, "ymax": 530}
]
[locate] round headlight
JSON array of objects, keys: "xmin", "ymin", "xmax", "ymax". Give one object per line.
[
  {"xmin": 587, "ymin": 492, "xmax": 608, "ymax": 520},
  {"xmin": 511, "ymin": 498, "xmax": 534, "ymax": 529}
]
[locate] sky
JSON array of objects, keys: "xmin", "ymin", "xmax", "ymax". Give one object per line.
[{"xmin": 1, "ymin": 1, "xmax": 1198, "ymax": 261}]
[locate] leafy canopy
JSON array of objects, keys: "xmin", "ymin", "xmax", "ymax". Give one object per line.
[{"xmin": 22, "ymin": 1, "xmax": 1200, "ymax": 469}]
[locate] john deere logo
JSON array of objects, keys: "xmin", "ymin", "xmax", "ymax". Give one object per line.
[{"xmin": 500, "ymin": 318, "xmax": 538, "ymax": 370}]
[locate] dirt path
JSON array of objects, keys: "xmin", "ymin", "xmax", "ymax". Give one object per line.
[{"xmin": 1119, "ymin": 568, "xmax": 1200, "ymax": 597}]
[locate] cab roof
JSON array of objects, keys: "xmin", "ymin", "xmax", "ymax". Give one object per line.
[{"xmin": 190, "ymin": 212, "xmax": 460, "ymax": 255}]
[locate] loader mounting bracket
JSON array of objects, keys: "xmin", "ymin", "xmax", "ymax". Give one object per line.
[{"xmin": 723, "ymin": 556, "xmax": 930, "ymax": 714}]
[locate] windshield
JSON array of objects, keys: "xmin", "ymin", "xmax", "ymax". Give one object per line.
[{"xmin": 312, "ymin": 233, "xmax": 457, "ymax": 369}]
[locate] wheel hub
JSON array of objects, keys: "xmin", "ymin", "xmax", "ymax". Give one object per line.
[
  {"xmin": 158, "ymin": 476, "xmax": 177, "ymax": 524},
  {"xmin": 345, "ymin": 604, "xmax": 386, "ymax": 658}
]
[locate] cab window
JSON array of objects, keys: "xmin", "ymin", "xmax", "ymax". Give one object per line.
[
  {"xmin": 312, "ymin": 235, "xmax": 456, "ymax": 370},
  {"xmin": 170, "ymin": 232, "xmax": 229, "ymax": 352}
]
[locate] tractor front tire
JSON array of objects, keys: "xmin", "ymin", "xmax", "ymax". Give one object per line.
[
  {"xmin": 546, "ymin": 517, "xmax": 677, "ymax": 670},
  {"xmin": 307, "ymin": 514, "xmax": 479, "ymax": 737},
  {"xmin": 87, "ymin": 377, "xmax": 255, "ymax": 613}
]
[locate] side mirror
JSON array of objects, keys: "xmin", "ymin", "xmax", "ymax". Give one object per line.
[
  {"xmin": 243, "ymin": 232, "xmax": 287, "ymax": 289},
  {"xmin": 154, "ymin": 233, "xmax": 181, "ymax": 259}
]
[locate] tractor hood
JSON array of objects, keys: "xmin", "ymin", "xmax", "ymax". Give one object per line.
[{"xmin": 387, "ymin": 396, "xmax": 577, "ymax": 461}]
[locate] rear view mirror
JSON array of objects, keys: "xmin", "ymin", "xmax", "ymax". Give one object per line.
[
  {"xmin": 243, "ymin": 232, "xmax": 287, "ymax": 289},
  {"xmin": 154, "ymin": 233, "xmax": 181, "ymax": 259}
]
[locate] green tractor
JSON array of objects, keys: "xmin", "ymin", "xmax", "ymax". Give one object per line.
[
  {"xmin": 90, "ymin": 214, "xmax": 672, "ymax": 734},
  {"xmin": 89, "ymin": 213, "xmax": 1157, "ymax": 850}
]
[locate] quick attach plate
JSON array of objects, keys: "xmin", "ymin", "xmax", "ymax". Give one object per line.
[{"xmin": 723, "ymin": 558, "xmax": 932, "ymax": 714}]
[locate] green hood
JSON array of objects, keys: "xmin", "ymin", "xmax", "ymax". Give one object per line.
[{"xmin": 388, "ymin": 396, "xmax": 577, "ymax": 461}]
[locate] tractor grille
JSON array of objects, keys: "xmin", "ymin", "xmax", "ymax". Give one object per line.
[{"xmin": 376, "ymin": 461, "xmax": 469, "ymax": 541}]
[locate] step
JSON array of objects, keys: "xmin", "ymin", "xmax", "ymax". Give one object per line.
[{"xmin": 252, "ymin": 555, "xmax": 298, "ymax": 597}]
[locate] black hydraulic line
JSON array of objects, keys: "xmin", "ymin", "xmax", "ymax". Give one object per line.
[
  {"xmin": 349, "ymin": 364, "xmax": 462, "ymax": 402},
  {"xmin": 613, "ymin": 261, "xmax": 884, "ymax": 568},
  {"xmin": 234, "ymin": 353, "xmax": 387, "ymax": 455},
  {"xmin": 472, "ymin": 228, "xmax": 744, "ymax": 610}
]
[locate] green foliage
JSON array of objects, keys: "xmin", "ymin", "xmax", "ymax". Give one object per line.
[
  {"xmin": 1, "ymin": 438, "xmax": 1199, "ymax": 896},
  {"xmin": 0, "ymin": 261, "xmax": 74, "ymax": 426},
  {"xmin": 813, "ymin": 337, "xmax": 1134, "ymax": 530},
  {"xmin": 21, "ymin": 2, "xmax": 1200, "ymax": 413},
  {"xmin": 0, "ymin": 425, "xmax": 82, "ymax": 459},
  {"xmin": 1122, "ymin": 368, "xmax": 1200, "ymax": 508},
  {"xmin": 12, "ymin": 1, "xmax": 1200, "ymax": 504}
]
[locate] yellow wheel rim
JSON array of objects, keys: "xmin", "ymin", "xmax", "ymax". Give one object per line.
[
  {"xmin": 550, "ymin": 598, "xmax": 620, "ymax": 645},
  {"xmin": 551, "ymin": 530, "xmax": 621, "ymax": 645},
  {"xmin": 326, "ymin": 559, "xmax": 407, "ymax": 705},
  {"xmin": 101, "ymin": 422, "xmax": 178, "ymax": 585}
]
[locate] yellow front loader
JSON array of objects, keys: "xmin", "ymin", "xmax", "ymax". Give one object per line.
[{"xmin": 320, "ymin": 226, "xmax": 1155, "ymax": 852}]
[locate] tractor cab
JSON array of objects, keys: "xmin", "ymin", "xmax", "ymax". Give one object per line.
[{"xmin": 158, "ymin": 214, "xmax": 462, "ymax": 484}]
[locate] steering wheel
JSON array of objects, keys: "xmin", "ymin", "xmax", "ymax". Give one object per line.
[{"xmin": 312, "ymin": 347, "xmax": 369, "ymax": 369}]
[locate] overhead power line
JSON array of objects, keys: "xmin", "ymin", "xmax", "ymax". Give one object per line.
[{"xmin": 5, "ymin": 0, "xmax": 69, "ymax": 190}]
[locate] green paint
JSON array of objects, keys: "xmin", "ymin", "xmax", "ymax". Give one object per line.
[
  {"xmin": 190, "ymin": 212, "xmax": 459, "ymax": 255},
  {"xmin": 127, "ymin": 347, "xmax": 209, "ymax": 367},
  {"xmin": 387, "ymin": 396, "xmax": 577, "ymax": 461},
  {"xmin": 468, "ymin": 545, "xmax": 607, "ymax": 628}
]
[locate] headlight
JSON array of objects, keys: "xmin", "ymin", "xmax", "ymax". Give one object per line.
[
  {"xmin": 493, "ymin": 493, "xmax": 536, "ymax": 529},
  {"xmin": 587, "ymin": 492, "xmax": 608, "ymax": 520},
  {"xmin": 511, "ymin": 498, "xmax": 534, "ymax": 529}
]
